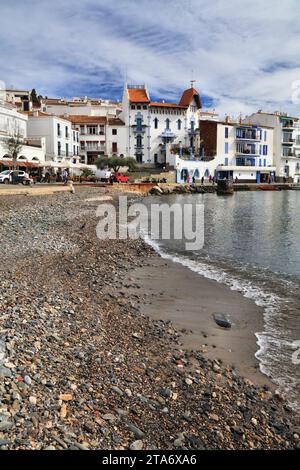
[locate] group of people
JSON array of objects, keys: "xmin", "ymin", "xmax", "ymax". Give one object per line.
[
  {"xmin": 183, "ymin": 173, "xmax": 215, "ymax": 185},
  {"xmin": 41, "ymin": 168, "xmax": 69, "ymax": 184}
]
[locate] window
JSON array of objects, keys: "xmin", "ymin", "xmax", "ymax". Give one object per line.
[
  {"xmin": 73, "ymin": 131, "xmax": 75, "ymax": 140},
  {"xmin": 88, "ymin": 126, "xmax": 97, "ymax": 135},
  {"xmin": 225, "ymin": 157, "xmax": 229, "ymax": 166},
  {"xmin": 131, "ymin": 105, "xmax": 136, "ymax": 110},
  {"xmin": 191, "ymin": 120, "xmax": 195, "ymax": 132},
  {"xmin": 225, "ymin": 127, "xmax": 229, "ymax": 138},
  {"xmin": 225, "ymin": 142, "xmax": 229, "ymax": 154},
  {"xmin": 264, "ymin": 159, "xmax": 267, "ymax": 167},
  {"xmin": 166, "ymin": 118, "xmax": 170, "ymax": 130},
  {"xmin": 263, "ymin": 145, "xmax": 268, "ymax": 155},
  {"xmin": 58, "ymin": 142, "xmax": 61, "ymax": 156},
  {"xmin": 177, "ymin": 119, "xmax": 181, "ymax": 130},
  {"xmin": 80, "ymin": 125, "xmax": 84, "ymax": 134},
  {"xmin": 66, "ymin": 143, "xmax": 69, "ymax": 156},
  {"xmin": 264, "ymin": 130, "xmax": 267, "ymax": 142},
  {"xmin": 73, "ymin": 145, "xmax": 75, "ymax": 155},
  {"xmin": 136, "ymin": 135, "xmax": 142, "ymax": 147},
  {"xmin": 112, "ymin": 142, "xmax": 118, "ymax": 153},
  {"xmin": 136, "ymin": 117, "xmax": 142, "ymax": 131},
  {"xmin": 65, "ymin": 126, "xmax": 69, "ymax": 138},
  {"xmin": 259, "ymin": 159, "xmax": 262, "ymax": 166},
  {"xmin": 57, "ymin": 123, "xmax": 61, "ymax": 136},
  {"xmin": 112, "ymin": 129, "xmax": 117, "ymax": 135},
  {"xmin": 137, "ymin": 105, "xmax": 141, "ymax": 110},
  {"xmin": 154, "ymin": 118, "xmax": 158, "ymax": 129},
  {"xmin": 143, "ymin": 105, "xmax": 147, "ymax": 110}
]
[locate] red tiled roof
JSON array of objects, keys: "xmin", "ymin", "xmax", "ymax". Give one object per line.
[
  {"xmin": 67, "ymin": 115, "xmax": 107, "ymax": 124},
  {"xmin": 150, "ymin": 102, "xmax": 187, "ymax": 109},
  {"xmin": 128, "ymin": 88, "xmax": 150, "ymax": 103},
  {"xmin": 178, "ymin": 87, "xmax": 202, "ymax": 109},
  {"xmin": 108, "ymin": 118, "xmax": 125, "ymax": 126}
]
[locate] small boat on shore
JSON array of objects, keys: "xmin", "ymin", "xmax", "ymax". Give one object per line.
[
  {"xmin": 216, "ymin": 179, "xmax": 234, "ymax": 195},
  {"xmin": 258, "ymin": 185, "xmax": 280, "ymax": 191}
]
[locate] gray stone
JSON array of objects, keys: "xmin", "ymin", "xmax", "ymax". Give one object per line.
[
  {"xmin": 130, "ymin": 440, "xmax": 143, "ymax": 450},
  {"xmin": 0, "ymin": 366, "xmax": 12, "ymax": 378},
  {"xmin": 0, "ymin": 421, "xmax": 13, "ymax": 432},
  {"xmin": 127, "ymin": 423, "xmax": 145, "ymax": 439}
]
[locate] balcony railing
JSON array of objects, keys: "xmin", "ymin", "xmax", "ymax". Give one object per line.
[
  {"xmin": 282, "ymin": 137, "xmax": 295, "ymax": 144},
  {"xmin": 282, "ymin": 151, "xmax": 295, "ymax": 157},
  {"xmin": 236, "ymin": 131, "xmax": 259, "ymax": 140}
]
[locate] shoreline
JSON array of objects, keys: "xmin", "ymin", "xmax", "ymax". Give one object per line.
[
  {"xmin": 128, "ymin": 256, "xmax": 273, "ymax": 389},
  {"xmin": 0, "ymin": 187, "xmax": 298, "ymax": 450}
]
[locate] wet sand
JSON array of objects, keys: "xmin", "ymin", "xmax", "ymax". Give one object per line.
[{"xmin": 130, "ymin": 256, "xmax": 273, "ymax": 389}]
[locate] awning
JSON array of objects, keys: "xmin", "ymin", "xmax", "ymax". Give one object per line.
[{"xmin": 0, "ymin": 160, "xmax": 39, "ymax": 168}]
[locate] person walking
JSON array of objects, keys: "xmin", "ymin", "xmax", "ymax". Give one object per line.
[
  {"xmin": 186, "ymin": 174, "xmax": 190, "ymax": 184},
  {"xmin": 201, "ymin": 176, "xmax": 204, "ymax": 185},
  {"xmin": 63, "ymin": 168, "xmax": 68, "ymax": 185}
]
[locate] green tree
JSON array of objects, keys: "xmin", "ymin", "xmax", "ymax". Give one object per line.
[
  {"xmin": 96, "ymin": 156, "xmax": 137, "ymax": 173},
  {"xmin": 3, "ymin": 130, "xmax": 24, "ymax": 170},
  {"xmin": 30, "ymin": 88, "xmax": 39, "ymax": 106}
]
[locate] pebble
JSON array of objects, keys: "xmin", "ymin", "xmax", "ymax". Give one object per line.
[
  {"xmin": 127, "ymin": 423, "xmax": 145, "ymax": 439},
  {"xmin": 130, "ymin": 440, "xmax": 143, "ymax": 450}
]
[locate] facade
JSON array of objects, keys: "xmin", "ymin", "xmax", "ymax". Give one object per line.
[
  {"xmin": 120, "ymin": 83, "xmax": 202, "ymax": 164},
  {"xmin": 69, "ymin": 115, "xmax": 127, "ymax": 165},
  {"xmin": 42, "ymin": 97, "xmax": 121, "ymax": 117},
  {"xmin": 199, "ymin": 119, "xmax": 275, "ymax": 183},
  {"xmin": 246, "ymin": 111, "xmax": 300, "ymax": 181},
  {"xmin": 26, "ymin": 111, "xmax": 80, "ymax": 165},
  {"xmin": 5, "ymin": 88, "xmax": 32, "ymax": 112},
  {"xmin": 0, "ymin": 100, "xmax": 45, "ymax": 171}
]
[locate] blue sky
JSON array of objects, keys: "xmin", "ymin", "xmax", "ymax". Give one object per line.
[{"xmin": 1, "ymin": 0, "xmax": 300, "ymax": 117}]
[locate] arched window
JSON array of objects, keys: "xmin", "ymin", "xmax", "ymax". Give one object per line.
[
  {"xmin": 190, "ymin": 119, "xmax": 195, "ymax": 132},
  {"xmin": 204, "ymin": 169, "xmax": 210, "ymax": 177},
  {"xmin": 166, "ymin": 118, "xmax": 170, "ymax": 130},
  {"xmin": 154, "ymin": 118, "xmax": 158, "ymax": 129},
  {"xmin": 136, "ymin": 117, "xmax": 142, "ymax": 131},
  {"xmin": 177, "ymin": 119, "xmax": 182, "ymax": 130},
  {"xmin": 136, "ymin": 135, "xmax": 142, "ymax": 147},
  {"xmin": 194, "ymin": 169, "xmax": 199, "ymax": 179}
]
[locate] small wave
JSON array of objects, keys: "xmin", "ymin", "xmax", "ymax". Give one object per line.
[{"xmin": 144, "ymin": 235, "xmax": 300, "ymax": 412}]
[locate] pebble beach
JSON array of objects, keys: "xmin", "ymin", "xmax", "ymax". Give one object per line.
[{"xmin": 0, "ymin": 187, "xmax": 299, "ymax": 450}]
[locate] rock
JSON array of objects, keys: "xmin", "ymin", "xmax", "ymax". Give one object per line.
[
  {"xmin": 127, "ymin": 423, "xmax": 145, "ymax": 439},
  {"xmin": 159, "ymin": 387, "xmax": 172, "ymax": 398},
  {"xmin": 130, "ymin": 440, "xmax": 143, "ymax": 450},
  {"xmin": 111, "ymin": 386, "xmax": 123, "ymax": 396},
  {"xmin": 24, "ymin": 375, "xmax": 32, "ymax": 385},
  {"xmin": 29, "ymin": 396, "xmax": 37, "ymax": 405},
  {"xmin": 251, "ymin": 417, "xmax": 258, "ymax": 426},
  {"xmin": 60, "ymin": 403, "xmax": 68, "ymax": 419},
  {"xmin": 0, "ymin": 366, "xmax": 12, "ymax": 378},
  {"xmin": 213, "ymin": 313, "xmax": 232, "ymax": 329},
  {"xmin": 0, "ymin": 421, "xmax": 13, "ymax": 432},
  {"xmin": 59, "ymin": 393, "xmax": 73, "ymax": 401},
  {"xmin": 185, "ymin": 378, "xmax": 193, "ymax": 385}
]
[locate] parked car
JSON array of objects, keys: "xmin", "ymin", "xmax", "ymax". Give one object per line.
[
  {"xmin": 0, "ymin": 170, "xmax": 27, "ymax": 184},
  {"xmin": 113, "ymin": 173, "xmax": 129, "ymax": 183}
]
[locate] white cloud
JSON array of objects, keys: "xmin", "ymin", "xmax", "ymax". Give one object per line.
[{"xmin": 0, "ymin": 0, "xmax": 300, "ymax": 118}]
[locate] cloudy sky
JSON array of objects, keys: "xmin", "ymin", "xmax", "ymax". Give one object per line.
[{"xmin": 1, "ymin": 0, "xmax": 300, "ymax": 117}]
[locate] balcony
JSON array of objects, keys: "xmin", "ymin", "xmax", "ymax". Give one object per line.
[
  {"xmin": 235, "ymin": 129, "xmax": 259, "ymax": 141},
  {"xmin": 282, "ymin": 137, "xmax": 295, "ymax": 144},
  {"xmin": 282, "ymin": 122, "xmax": 295, "ymax": 130},
  {"xmin": 131, "ymin": 124, "xmax": 147, "ymax": 133},
  {"xmin": 282, "ymin": 151, "xmax": 295, "ymax": 158},
  {"xmin": 236, "ymin": 144, "xmax": 258, "ymax": 156},
  {"xmin": 236, "ymin": 157, "xmax": 256, "ymax": 167},
  {"xmin": 83, "ymin": 145, "xmax": 105, "ymax": 152},
  {"xmin": 188, "ymin": 127, "xmax": 200, "ymax": 135}
]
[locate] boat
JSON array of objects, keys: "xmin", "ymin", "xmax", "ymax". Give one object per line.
[
  {"xmin": 258, "ymin": 185, "xmax": 280, "ymax": 191},
  {"xmin": 216, "ymin": 179, "xmax": 234, "ymax": 195}
]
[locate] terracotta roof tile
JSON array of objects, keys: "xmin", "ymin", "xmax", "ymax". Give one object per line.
[
  {"xmin": 178, "ymin": 87, "xmax": 202, "ymax": 109},
  {"xmin": 108, "ymin": 118, "xmax": 125, "ymax": 126},
  {"xmin": 150, "ymin": 101, "xmax": 187, "ymax": 109},
  {"xmin": 67, "ymin": 115, "xmax": 107, "ymax": 124},
  {"xmin": 128, "ymin": 88, "xmax": 150, "ymax": 103}
]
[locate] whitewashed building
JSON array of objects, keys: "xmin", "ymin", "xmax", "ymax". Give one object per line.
[
  {"xmin": 120, "ymin": 83, "xmax": 202, "ymax": 164},
  {"xmin": 245, "ymin": 111, "xmax": 300, "ymax": 182},
  {"xmin": 26, "ymin": 111, "xmax": 80, "ymax": 167},
  {"xmin": 68, "ymin": 115, "xmax": 127, "ymax": 165},
  {"xmin": 42, "ymin": 97, "xmax": 121, "ymax": 117},
  {"xmin": 0, "ymin": 100, "xmax": 45, "ymax": 171}
]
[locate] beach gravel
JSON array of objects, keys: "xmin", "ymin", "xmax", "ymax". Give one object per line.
[{"xmin": 0, "ymin": 187, "xmax": 297, "ymax": 450}]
